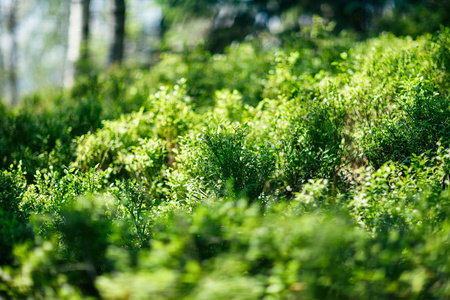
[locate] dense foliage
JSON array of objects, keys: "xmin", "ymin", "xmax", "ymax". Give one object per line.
[{"xmin": 2, "ymin": 19, "xmax": 450, "ymax": 299}]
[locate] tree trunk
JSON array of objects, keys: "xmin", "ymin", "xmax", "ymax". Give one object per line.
[
  {"xmin": 81, "ymin": 0, "xmax": 90, "ymax": 59},
  {"xmin": 7, "ymin": 0, "xmax": 19, "ymax": 106},
  {"xmin": 65, "ymin": 0, "xmax": 90, "ymax": 88},
  {"xmin": 0, "ymin": 3, "xmax": 5, "ymax": 98},
  {"xmin": 108, "ymin": 0, "xmax": 126, "ymax": 66}
]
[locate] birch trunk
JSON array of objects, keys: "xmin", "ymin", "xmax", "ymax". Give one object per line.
[
  {"xmin": 65, "ymin": 0, "xmax": 90, "ymax": 88},
  {"xmin": 0, "ymin": 3, "xmax": 5, "ymax": 98},
  {"xmin": 7, "ymin": 0, "xmax": 18, "ymax": 106},
  {"xmin": 108, "ymin": 0, "xmax": 126, "ymax": 66}
]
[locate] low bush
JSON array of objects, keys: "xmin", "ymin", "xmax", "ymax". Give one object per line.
[
  {"xmin": 280, "ymin": 98, "xmax": 347, "ymax": 194},
  {"xmin": 361, "ymin": 90, "xmax": 450, "ymax": 168},
  {"xmin": 348, "ymin": 148, "xmax": 450, "ymax": 234},
  {"xmin": 169, "ymin": 124, "xmax": 276, "ymax": 203}
]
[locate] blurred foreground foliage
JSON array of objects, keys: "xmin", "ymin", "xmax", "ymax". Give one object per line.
[{"xmin": 2, "ymin": 19, "xmax": 450, "ymax": 299}]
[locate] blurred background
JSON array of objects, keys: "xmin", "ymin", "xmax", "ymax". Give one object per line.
[{"xmin": 0, "ymin": 0, "xmax": 449, "ymax": 106}]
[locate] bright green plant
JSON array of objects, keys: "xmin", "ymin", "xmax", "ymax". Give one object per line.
[
  {"xmin": 115, "ymin": 138, "xmax": 166, "ymax": 182},
  {"xmin": 72, "ymin": 111, "xmax": 167, "ymax": 197},
  {"xmin": 73, "ymin": 109, "xmax": 154, "ymax": 174},
  {"xmin": 211, "ymin": 89, "xmax": 252, "ymax": 124},
  {"xmin": 199, "ymin": 125, "xmax": 275, "ymax": 201},
  {"xmin": 23, "ymin": 166, "xmax": 159, "ymax": 249},
  {"xmin": 145, "ymin": 80, "xmax": 198, "ymax": 159},
  {"xmin": 169, "ymin": 124, "xmax": 276, "ymax": 203},
  {"xmin": 348, "ymin": 148, "xmax": 450, "ymax": 234},
  {"xmin": 342, "ymin": 33, "xmax": 431, "ymax": 129},
  {"xmin": 432, "ymin": 26, "xmax": 450, "ymax": 84},
  {"xmin": 22, "ymin": 168, "xmax": 110, "ymax": 241},
  {"xmin": 263, "ymin": 51, "xmax": 302, "ymax": 100}
]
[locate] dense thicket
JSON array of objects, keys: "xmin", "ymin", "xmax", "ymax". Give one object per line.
[{"xmin": 1, "ymin": 19, "xmax": 450, "ymax": 299}]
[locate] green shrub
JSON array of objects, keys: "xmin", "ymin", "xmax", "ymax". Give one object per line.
[
  {"xmin": 145, "ymin": 80, "xmax": 198, "ymax": 156},
  {"xmin": 74, "ymin": 110, "xmax": 151, "ymax": 170},
  {"xmin": 280, "ymin": 99, "xmax": 347, "ymax": 194},
  {"xmin": 74, "ymin": 81, "xmax": 197, "ymax": 173},
  {"xmin": 200, "ymin": 125, "xmax": 275, "ymax": 201},
  {"xmin": 431, "ymin": 26, "xmax": 450, "ymax": 89},
  {"xmin": 0, "ymin": 240, "xmax": 85, "ymax": 299},
  {"xmin": 0, "ymin": 165, "xmax": 33, "ymax": 265},
  {"xmin": 0, "ymin": 194, "xmax": 124, "ymax": 298},
  {"xmin": 0, "ymin": 109, "xmax": 74, "ymax": 182},
  {"xmin": 22, "ymin": 168, "xmax": 110, "ymax": 242},
  {"xmin": 115, "ymin": 138, "xmax": 166, "ymax": 181},
  {"xmin": 361, "ymin": 90, "xmax": 450, "ymax": 168},
  {"xmin": 110, "ymin": 179, "xmax": 160, "ymax": 248},
  {"xmin": 94, "ymin": 200, "xmax": 366, "ymax": 299},
  {"xmin": 208, "ymin": 42, "xmax": 270, "ymax": 106},
  {"xmin": 211, "ymin": 89, "xmax": 251, "ymax": 124},
  {"xmin": 169, "ymin": 124, "xmax": 276, "ymax": 203},
  {"xmin": 348, "ymin": 149, "xmax": 450, "ymax": 234},
  {"xmin": 262, "ymin": 51, "xmax": 302, "ymax": 100},
  {"xmin": 58, "ymin": 195, "xmax": 120, "ymax": 279},
  {"xmin": 24, "ymin": 168, "xmax": 110, "ymax": 214},
  {"xmin": 342, "ymin": 33, "xmax": 432, "ymax": 128},
  {"xmin": 24, "ymin": 167, "xmax": 158, "ymax": 248},
  {"xmin": 0, "ymin": 87, "xmax": 116, "ymax": 182}
]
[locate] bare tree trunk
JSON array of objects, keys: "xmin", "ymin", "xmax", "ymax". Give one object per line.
[
  {"xmin": 7, "ymin": 0, "xmax": 19, "ymax": 106},
  {"xmin": 81, "ymin": 0, "xmax": 90, "ymax": 60},
  {"xmin": 108, "ymin": 0, "xmax": 126, "ymax": 66},
  {"xmin": 0, "ymin": 3, "xmax": 5, "ymax": 98},
  {"xmin": 61, "ymin": 0, "xmax": 71, "ymax": 88},
  {"xmin": 65, "ymin": 0, "xmax": 90, "ymax": 88}
]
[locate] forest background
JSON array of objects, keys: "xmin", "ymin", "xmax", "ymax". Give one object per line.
[{"xmin": 1, "ymin": 0, "xmax": 450, "ymax": 105}]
